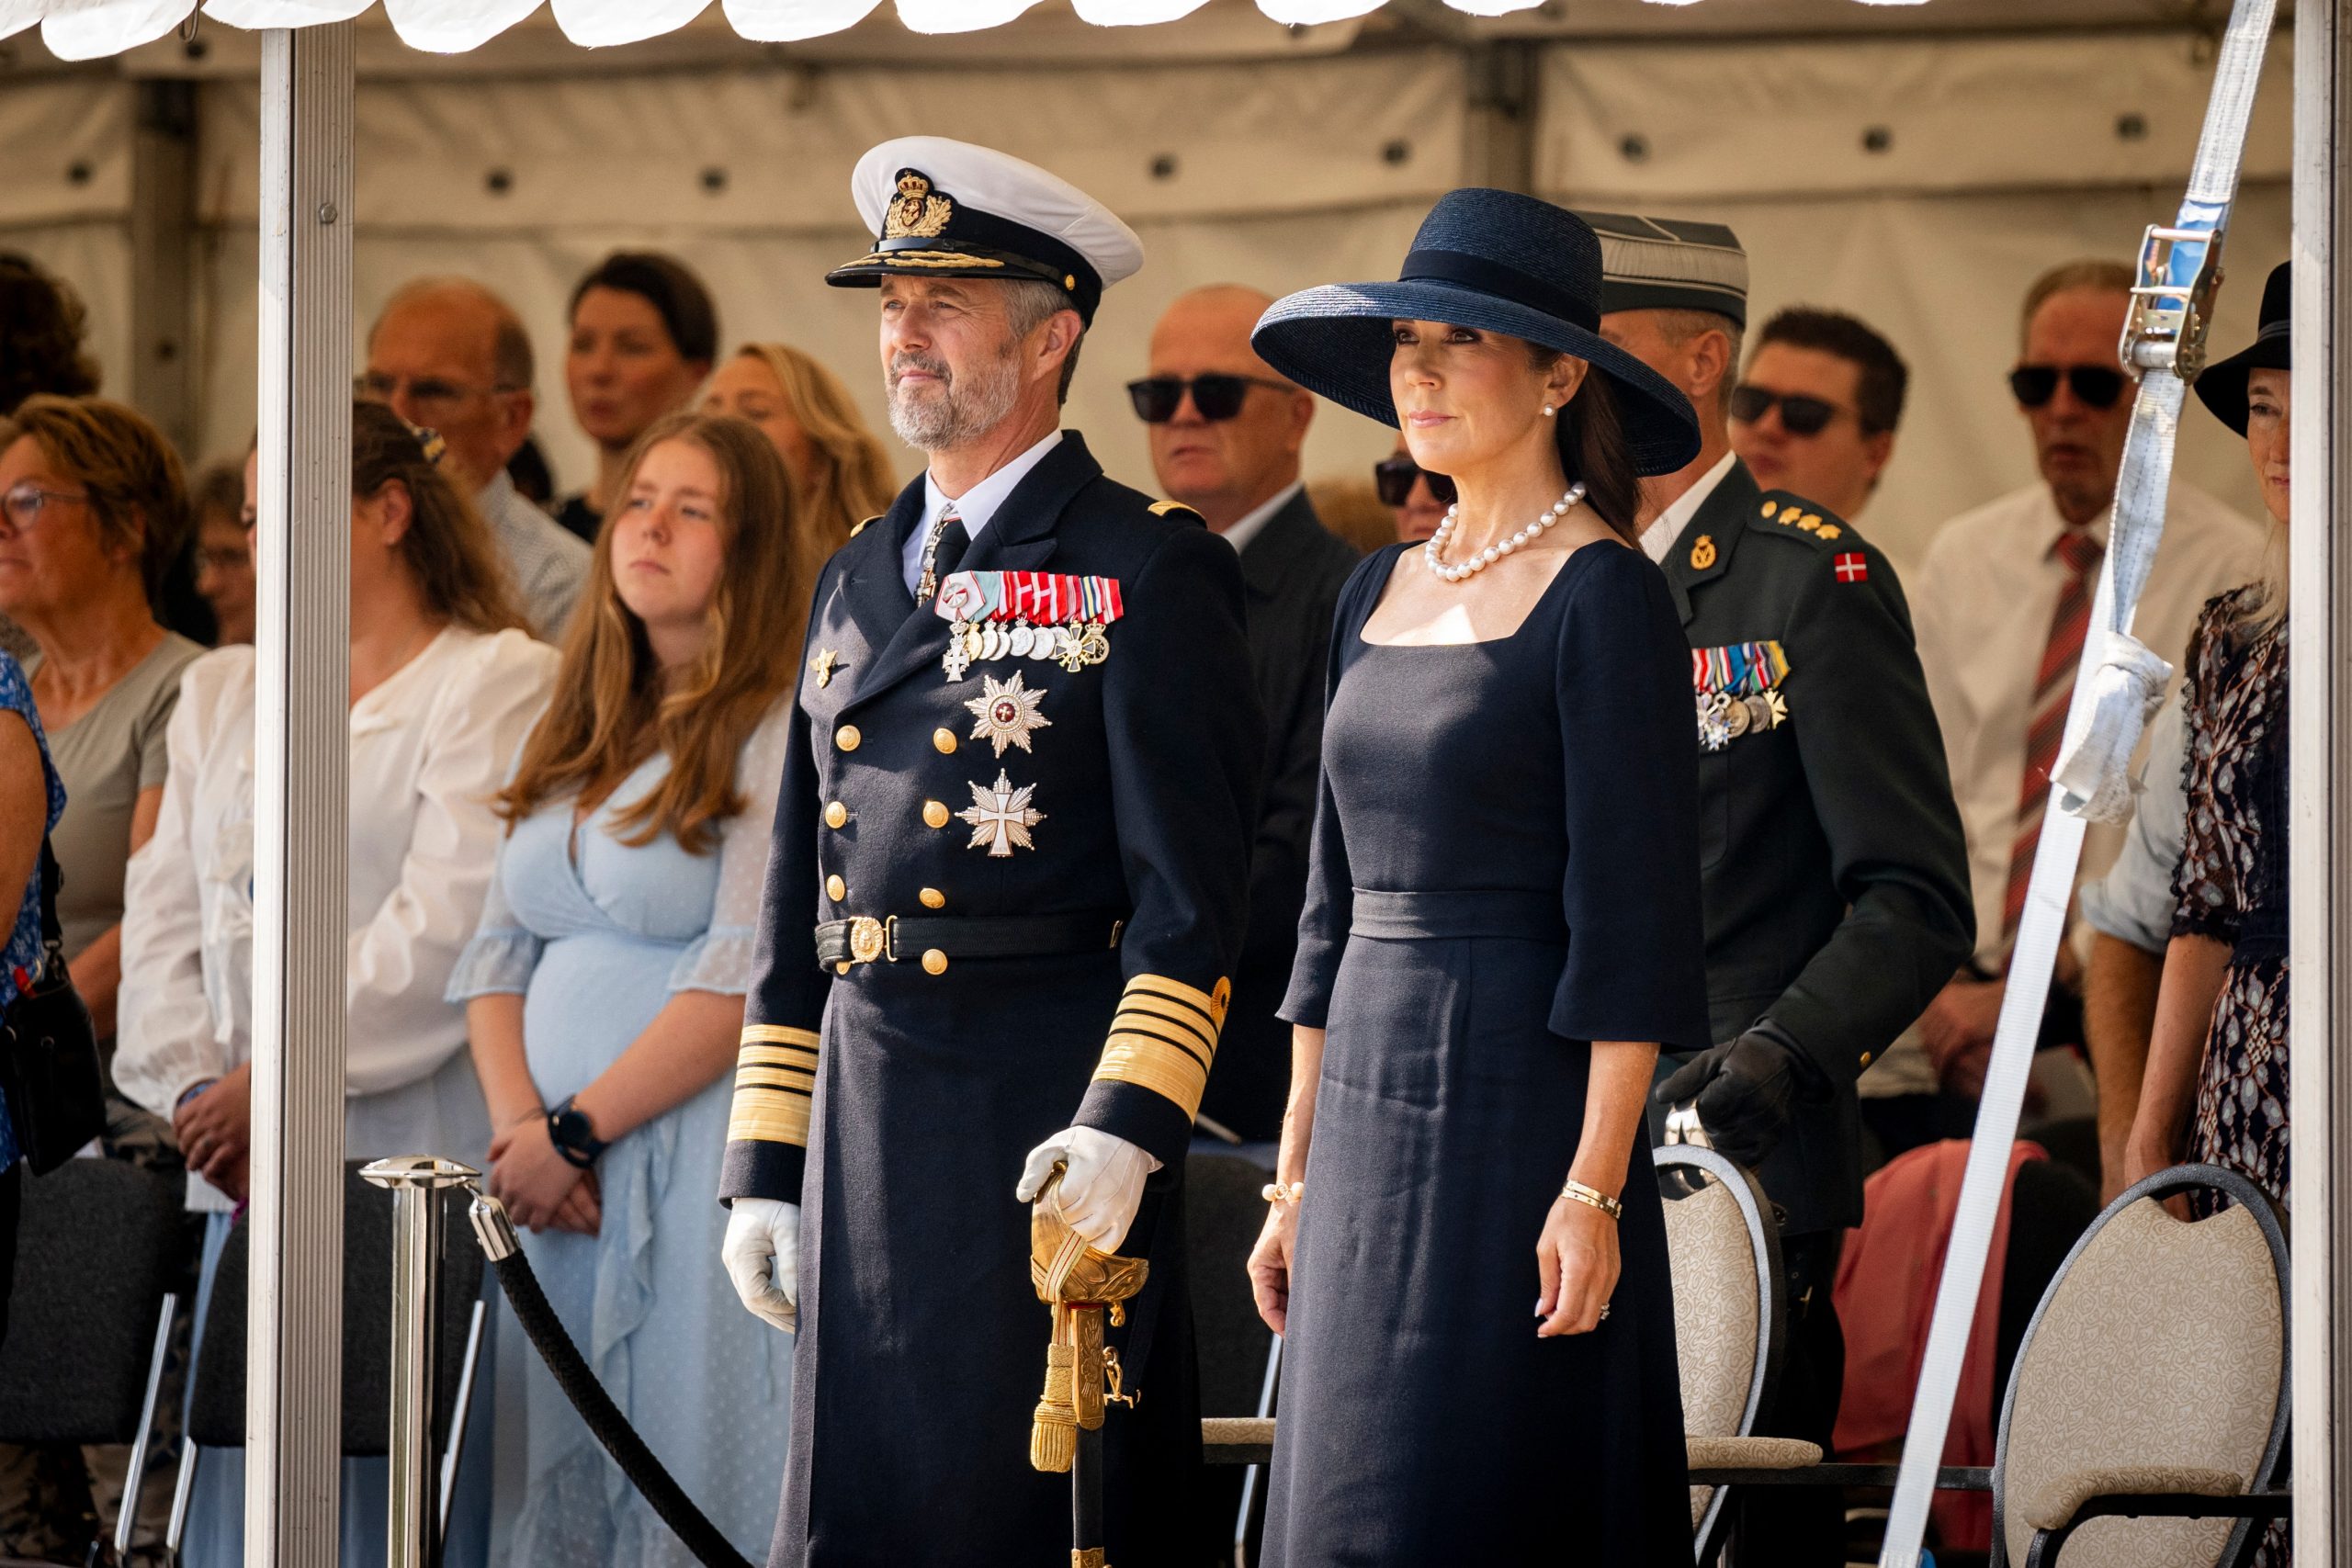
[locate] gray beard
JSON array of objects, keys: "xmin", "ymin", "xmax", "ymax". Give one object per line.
[{"xmin": 888, "ymin": 348, "xmax": 1023, "ymax": 452}]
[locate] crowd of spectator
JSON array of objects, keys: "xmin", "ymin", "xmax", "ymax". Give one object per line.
[{"xmin": 0, "ymin": 226, "xmax": 2296, "ymax": 1568}]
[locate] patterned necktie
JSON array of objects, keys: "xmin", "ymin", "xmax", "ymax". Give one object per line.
[
  {"xmin": 2002, "ymin": 525, "xmax": 2105, "ymax": 949},
  {"xmin": 916, "ymin": 504, "xmax": 970, "ymax": 606}
]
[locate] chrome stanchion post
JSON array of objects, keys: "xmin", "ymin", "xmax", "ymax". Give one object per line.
[{"xmin": 360, "ymin": 1156, "xmax": 479, "ymax": 1568}]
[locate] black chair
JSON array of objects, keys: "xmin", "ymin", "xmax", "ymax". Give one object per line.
[
  {"xmin": 165, "ymin": 1162, "xmax": 485, "ymax": 1562},
  {"xmin": 0, "ymin": 1159, "xmax": 189, "ymax": 1568},
  {"xmin": 1185, "ymin": 1147, "xmax": 1278, "ymax": 1568}
]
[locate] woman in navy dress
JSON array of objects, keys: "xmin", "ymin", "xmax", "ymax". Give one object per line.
[{"xmin": 1244, "ymin": 190, "xmax": 1713, "ymax": 1563}]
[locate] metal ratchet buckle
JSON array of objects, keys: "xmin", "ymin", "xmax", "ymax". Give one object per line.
[
  {"xmin": 2121, "ymin": 220, "xmax": 2227, "ymax": 380},
  {"xmin": 1663, "ymin": 1100, "xmax": 1713, "ymax": 1152},
  {"xmin": 846, "ymin": 915, "xmax": 900, "ymax": 964}
]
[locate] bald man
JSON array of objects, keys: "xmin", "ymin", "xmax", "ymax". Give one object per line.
[
  {"xmin": 360, "ymin": 277, "xmax": 590, "ymax": 637},
  {"xmin": 1135, "ymin": 284, "xmax": 1359, "ymax": 1140}
]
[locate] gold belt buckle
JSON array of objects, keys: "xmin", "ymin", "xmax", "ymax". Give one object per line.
[{"xmin": 848, "ymin": 916, "xmax": 887, "ymax": 964}]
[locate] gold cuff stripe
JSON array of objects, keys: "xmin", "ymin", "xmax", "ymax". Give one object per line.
[
  {"xmin": 735, "ymin": 1068, "xmax": 816, "ymax": 1093},
  {"xmin": 1114, "ymin": 995, "xmax": 1217, "ymax": 1054},
  {"xmin": 1093, "ymin": 1033, "xmax": 1212, "ymax": 1121},
  {"xmin": 739, "ymin": 1043, "xmax": 819, "ymax": 1071},
  {"xmin": 741, "ymin": 1024, "xmax": 820, "ymax": 1050},
  {"xmin": 1123, "ymin": 974, "xmax": 1222, "ymax": 1032},
  {"xmin": 728, "ymin": 1088, "xmax": 811, "ymax": 1147},
  {"xmin": 1109, "ymin": 1018, "xmax": 1212, "ymax": 1073}
]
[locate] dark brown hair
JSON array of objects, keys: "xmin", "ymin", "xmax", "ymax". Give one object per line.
[
  {"xmin": 1527, "ymin": 345, "xmax": 1642, "ymax": 543},
  {"xmin": 0, "ymin": 394, "xmax": 188, "ymax": 605},
  {"xmin": 570, "ymin": 252, "xmax": 720, "ymax": 367},
  {"xmin": 351, "ymin": 400, "xmax": 526, "ymax": 636},
  {"xmin": 497, "ymin": 412, "xmax": 801, "ymax": 854},
  {"xmin": 0, "ymin": 255, "xmax": 100, "ymax": 415},
  {"xmin": 1755, "ymin": 306, "xmax": 1910, "ymax": 435}
]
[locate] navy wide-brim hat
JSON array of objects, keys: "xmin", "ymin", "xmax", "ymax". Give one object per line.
[
  {"xmin": 2195, "ymin": 260, "xmax": 2290, "ymax": 436},
  {"xmin": 1250, "ymin": 188, "xmax": 1702, "ymax": 477}
]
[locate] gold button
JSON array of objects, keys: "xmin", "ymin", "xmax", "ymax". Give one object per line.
[
  {"xmin": 922, "ymin": 949, "xmax": 948, "ymax": 975},
  {"xmin": 933, "ymin": 728, "xmax": 957, "ymax": 755},
  {"xmin": 835, "ymin": 961, "xmax": 852, "ymax": 976},
  {"xmin": 918, "ymin": 886, "xmax": 946, "ymax": 909},
  {"xmin": 834, "ymin": 725, "xmax": 861, "ymax": 752},
  {"xmin": 824, "ymin": 801, "xmax": 848, "ymax": 829},
  {"xmin": 825, "ymin": 874, "xmax": 846, "ymax": 901},
  {"xmin": 922, "ymin": 799, "xmax": 949, "ymax": 829}
]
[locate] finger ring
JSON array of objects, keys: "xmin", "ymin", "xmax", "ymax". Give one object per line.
[{"xmin": 1599, "ymin": 1303, "xmax": 1611, "ymax": 1321}]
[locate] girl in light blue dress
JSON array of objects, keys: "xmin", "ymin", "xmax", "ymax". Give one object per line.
[{"xmin": 450, "ymin": 412, "xmax": 807, "ymax": 1566}]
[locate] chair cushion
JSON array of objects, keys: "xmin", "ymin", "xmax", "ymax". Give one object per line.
[
  {"xmin": 1662, "ymin": 1174, "xmax": 1763, "ymax": 1529},
  {"xmin": 2000, "ymin": 1197, "xmax": 2282, "ymax": 1568},
  {"xmin": 2019, "ymin": 1464, "xmax": 2247, "ymax": 1532},
  {"xmin": 1685, "ymin": 1436, "xmax": 1824, "ymax": 1471}
]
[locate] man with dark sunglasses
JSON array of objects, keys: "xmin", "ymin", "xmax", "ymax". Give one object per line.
[
  {"xmin": 1583, "ymin": 209, "xmax": 1973, "ymax": 1568},
  {"xmin": 1728, "ymin": 307, "xmax": 1906, "ymax": 521},
  {"xmin": 1901, "ymin": 259, "xmax": 2264, "ymax": 1142},
  {"xmin": 1133, "ymin": 284, "xmax": 1357, "ymax": 1142},
  {"xmin": 1372, "ymin": 441, "xmax": 1449, "ymax": 543}
]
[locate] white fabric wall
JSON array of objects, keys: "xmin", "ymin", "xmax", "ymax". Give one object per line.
[{"xmin": 0, "ymin": 76, "xmax": 137, "ymax": 400}]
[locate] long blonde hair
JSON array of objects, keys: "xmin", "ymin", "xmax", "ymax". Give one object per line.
[
  {"xmin": 733, "ymin": 341, "xmax": 896, "ymax": 545},
  {"xmin": 496, "ymin": 412, "xmax": 800, "ymax": 853}
]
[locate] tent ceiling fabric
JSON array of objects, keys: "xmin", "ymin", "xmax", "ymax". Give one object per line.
[{"xmin": 3, "ymin": 0, "xmax": 1975, "ymax": 61}]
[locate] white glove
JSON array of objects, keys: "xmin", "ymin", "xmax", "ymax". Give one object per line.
[
  {"xmin": 722, "ymin": 1198, "xmax": 799, "ymax": 1334},
  {"xmin": 1015, "ymin": 1126, "xmax": 1159, "ymax": 1254}
]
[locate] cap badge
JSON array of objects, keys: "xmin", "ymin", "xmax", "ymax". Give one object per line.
[{"xmin": 886, "ymin": 170, "xmax": 954, "ymax": 241}]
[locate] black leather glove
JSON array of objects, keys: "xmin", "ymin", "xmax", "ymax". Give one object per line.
[{"xmin": 1653, "ymin": 1026, "xmax": 1819, "ymax": 1170}]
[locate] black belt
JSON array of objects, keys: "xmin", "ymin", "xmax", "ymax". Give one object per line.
[
  {"xmin": 2234, "ymin": 907, "xmax": 2288, "ymax": 962},
  {"xmin": 814, "ymin": 911, "xmax": 1126, "ymax": 969}
]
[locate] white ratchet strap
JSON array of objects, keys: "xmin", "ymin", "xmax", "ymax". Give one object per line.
[
  {"xmin": 1877, "ymin": 1, "xmax": 2278, "ymax": 1562},
  {"xmin": 1663, "ymin": 1101, "xmax": 1713, "ymax": 1152}
]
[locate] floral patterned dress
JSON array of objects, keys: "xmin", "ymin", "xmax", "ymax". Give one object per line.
[{"xmin": 2170, "ymin": 585, "xmax": 2289, "ymax": 1217}]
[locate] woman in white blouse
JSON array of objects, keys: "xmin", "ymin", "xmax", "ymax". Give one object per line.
[
  {"xmin": 116, "ymin": 402, "xmax": 556, "ymax": 1566},
  {"xmin": 448, "ymin": 412, "xmax": 800, "ymax": 1565}
]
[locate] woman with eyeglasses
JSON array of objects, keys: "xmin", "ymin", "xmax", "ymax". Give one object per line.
[
  {"xmin": 115, "ymin": 400, "xmax": 556, "ymax": 1566},
  {"xmin": 1242, "ymin": 191, "xmax": 1710, "ymax": 1562},
  {"xmin": 558, "ymin": 252, "xmax": 720, "ymax": 544},
  {"xmin": 187, "ymin": 461, "xmax": 255, "ymax": 646}
]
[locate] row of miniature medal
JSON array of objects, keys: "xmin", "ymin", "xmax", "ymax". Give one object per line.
[{"xmin": 1693, "ymin": 639, "xmax": 1792, "ymax": 753}]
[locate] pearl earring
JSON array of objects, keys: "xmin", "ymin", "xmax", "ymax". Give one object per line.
[{"xmin": 1543, "ymin": 404, "xmax": 1555, "ymax": 417}]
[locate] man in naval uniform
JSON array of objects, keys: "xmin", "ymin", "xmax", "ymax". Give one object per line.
[
  {"xmin": 717, "ymin": 137, "xmax": 1261, "ymax": 1568},
  {"xmin": 1580, "ymin": 211, "xmax": 1973, "ymax": 1563}
]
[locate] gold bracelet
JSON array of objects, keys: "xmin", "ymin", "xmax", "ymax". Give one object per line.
[
  {"xmin": 1560, "ymin": 1179, "xmax": 1623, "ymax": 1221},
  {"xmin": 1261, "ymin": 1181, "xmax": 1305, "ymax": 1205}
]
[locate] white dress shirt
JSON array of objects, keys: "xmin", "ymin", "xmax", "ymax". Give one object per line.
[
  {"xmin": 478, "ymin": 469, "xmax": 592, "ymax": 639},
  {"xmin": 899, "ymin": 431, "xmax": 1065, "ymax": 597},
  {"xmin": 1910, "ymin": 479, "xmax": 2267, "ymax": 968},
  {"xmin": 1639, "ymin": 449, "xmax": 1737, "ymax": 564},
  {"xmin": 1217, "ymin": 479, "xmax": 1304, "ymax": 557},
  {"xmin": 2078, "ymin": 691, "xmax": 2189, "ymax": 956},
  {"xmin": 116, "ymin": 627, "xmax": 558, "ymax": 1209}
]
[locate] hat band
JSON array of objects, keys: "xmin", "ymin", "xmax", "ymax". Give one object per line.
[
  {"xmin": 1397, "ymin": 249, "xmax": 1599, "ymax": 333},
  {"xmin": 2256, "ymin": 319, "xmax": 2290, "ymax": 341}
]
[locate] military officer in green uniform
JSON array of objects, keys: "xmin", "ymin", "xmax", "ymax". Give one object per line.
[
  {"xmin": 1580, "ymin": 210, "xmax": 1973, "ymax": 1563},
  {"xmin": 717, "ymin": 138, "xmax": 1261, "ymax": 1567}
]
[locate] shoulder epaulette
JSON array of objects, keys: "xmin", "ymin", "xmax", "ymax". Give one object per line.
[
  {"xmin": 849, "ymin": 513, "xmax": 883, "ymax": 538},
  {"xmin": 1148, "ymin": 499, "xmax": 1204, "ymax": 522},
  {"xmin": 1748, "ymin": 493, "xmax": 1849, "ymax": 548}
]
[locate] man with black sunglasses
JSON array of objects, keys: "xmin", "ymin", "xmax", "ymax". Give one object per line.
[
  {"xmin": 1728, "ymin": 307, "xmax": 1907, "ymax": 521},
  {"xmin": 1132, "ymin": 285, "xmax": 1357, "ymax": 1142},
  {"xmin": 1900, "ymin": 259, "xmax": 2264, "ymax": 1140}
]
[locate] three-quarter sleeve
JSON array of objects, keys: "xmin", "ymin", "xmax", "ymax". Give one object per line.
[
  {"xmin": 1550, "ymin": 547, "xmax": 1713, "ymax": 1051},
  {"xmin": 670, "ymin": 701, "xmax": 792, "ymax": 996},
  {"xmin": 1278, "ymin": 547, "xmax": 1394, "ymax": 1030},
  {"xmin": 345, "ymin": 632, "xmax": 557, "ymax": 1096},
  {"xmin": 444, "ymin": 820, "xmax": 543, "ymax": 1002},
  {"xmin": 116, "ymin": 654, "xmax": 238, "ymax": 1115}
]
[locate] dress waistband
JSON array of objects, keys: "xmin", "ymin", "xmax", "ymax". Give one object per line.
[
  {"xmin": 2234, "ymin": 907, "xmax": 2288, "ymax": 962},
  {"xmin": 1349, "ymin": 888, "xmax": 1566, "ymax": 942}
]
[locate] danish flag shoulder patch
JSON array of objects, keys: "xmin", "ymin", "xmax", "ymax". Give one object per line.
[{"xmin": 1832, "ymin": 552, "xmax": 1869, "ymax": 584}]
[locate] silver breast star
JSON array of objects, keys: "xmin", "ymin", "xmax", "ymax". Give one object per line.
[
  {"xmin": 956, "ymin": 770, "xmax": 1046, "ymax": 857},
  {"xmin": 964, "ymin": 671, "xmax": 1052, "ymax": 758}
]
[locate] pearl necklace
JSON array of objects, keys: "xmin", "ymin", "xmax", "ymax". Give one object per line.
[{"xmin": 1422, "ymin": 483, "xmax": 1587, "ymax": 583}]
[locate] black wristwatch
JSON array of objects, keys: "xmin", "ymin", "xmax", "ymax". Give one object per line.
[{"xmin": 548, "ymin": 1096, "xmax": 608, "ymax": 1169}]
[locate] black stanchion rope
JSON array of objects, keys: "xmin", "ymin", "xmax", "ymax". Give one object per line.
[{"xmin": 485, "ymin": 1247, "xmax": 755, "ymax": 1568}]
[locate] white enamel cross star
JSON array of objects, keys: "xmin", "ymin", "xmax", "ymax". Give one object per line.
[
  {"xmin": 964, "ymin": 671, "xmax": 1052, "ymax": 758},
  {"xmin": 957, "ymin": 770, "xmax": 1046, "ymax": 857}
]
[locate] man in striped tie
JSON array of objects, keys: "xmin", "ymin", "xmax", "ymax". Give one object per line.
[{"xmin": 1902, "ymin": 259, "xmax": 2266, "ymax": 1121}]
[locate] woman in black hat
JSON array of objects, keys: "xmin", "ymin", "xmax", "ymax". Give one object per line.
[
  {"xmin": 1241, "ymin": 189, "xmax": 1709, "ymax": 1562},
  {"xmin": 2127, "ymin": 261, "xmax": 2294, "ymax": 1237}
]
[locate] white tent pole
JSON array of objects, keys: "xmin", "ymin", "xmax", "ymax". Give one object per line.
[
  {"xmin": 2289, "ymin": 0, "xmax": 2346, "ymax": 1556},
  {"xmin": 244, "ymin": 24, "xmax": 353, "ymax": 1568}
]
